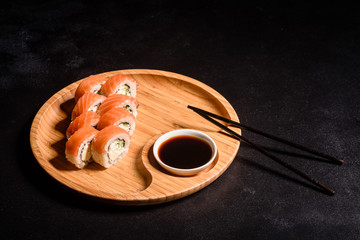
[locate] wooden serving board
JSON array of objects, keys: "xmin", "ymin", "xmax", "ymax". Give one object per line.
[{"xmin": 30, "ymin": 69, "xmax": 241, "ymax": 205}]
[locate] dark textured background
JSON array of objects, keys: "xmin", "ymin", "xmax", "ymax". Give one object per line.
[{"xmin": 1, "ymin": 1, "xmax": 359, "ymax": 239}]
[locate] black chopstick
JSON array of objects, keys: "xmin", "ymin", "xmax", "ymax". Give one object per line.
[
  {"xmin": 188, "ymin": 105, "xmax": 343, "ymax": 165},
  {"xmin": 187, "ymin": 105, "xmax": 336, "ymax": 195}
]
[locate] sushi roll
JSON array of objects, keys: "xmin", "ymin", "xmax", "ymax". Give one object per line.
[
  {"xmin": 97, "ymin": 94, "xmax": 138, "ymax": 117},
  {"xmin": 74, "ymin": 74, "xmax": 107, "ymax": 102},
  {"xmin": 65, "ymin": 126, "xmax": 99, "ymax": 169},
  {"xmin": 66, "ymin": 111, "xmax": 100, "ymax": 139},
  {"xmin": 97, "ymin": 107, "xmax": 136, "ymax": 135},
  {"xmin": 100, "ymin": 73, "xmax": 137, "ymax": 97},
  {"xmin": 91, "ymin": 125, "xmax": 131, "ymax": 168},
  {"xmin": 71, "ymin": 92, "xmax": 107, "ymax": 120}
]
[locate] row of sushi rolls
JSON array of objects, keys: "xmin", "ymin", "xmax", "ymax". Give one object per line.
[{"xmin": 65, "ymin": 73, "xmax": 138, "ymax": 169}]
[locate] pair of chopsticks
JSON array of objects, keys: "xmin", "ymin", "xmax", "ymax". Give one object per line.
[{"xmin": 188, "ymin": 105, "xmax": 343, "ymax": 196}]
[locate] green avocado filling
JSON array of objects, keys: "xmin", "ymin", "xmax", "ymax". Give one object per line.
[
  {"xmin": 124, "ymin": 105, "xmax": 132, "ymax": 113},
  {"xmin": 115, "ymin": 84, "xmax": 131, "ymax": 96},
  {"xmin": 91, "ymin": 103, "xmax": 101, "ymax": 112},
  {"xmin": 92, "ymin": 84, "xmax": 102, "ymax": 94},
  {"xmin": 107, "ymin": 139, "xmax": 126, "ymax": 161},
  {"xmin": 124, "ymin": 84, "xmax": 131, "ymax": 95},
  {"xmin": 115, "ymin": 139, "xmax": 125, "ymax": 149}
]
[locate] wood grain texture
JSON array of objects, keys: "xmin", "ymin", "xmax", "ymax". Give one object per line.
[{"xmin": 30, "ymin": 69, "xmax": 241, "ymax": 205}]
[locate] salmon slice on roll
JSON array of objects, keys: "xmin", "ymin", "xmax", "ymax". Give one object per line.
[
  {"xmin": 71, "ymin": 92, "xmax": 107, "ymax": 120},
  {"xmin": 66, "ymin": 111, "xmax": 100, "ymax": 139},
  {"xmin": 100, "ymin": 73, "xmax": 137, "ymax": 97},
  {"xmin": 74, "ymin": 74, "xmax": 107, "ymax": 102},
  {"xmin": 97, "ymin": 107, "xmax": 136, "ymax": 135},
  {"xmin": 65, "ymin": 126, "xmax": 99, "ymax": 169},
  {"xmin": 97, "ymin": 94, "xmax": 138, "ymax": 117},
  {"xmin": 91, "ymin": 125, "xmax": 131, "ymax": 168}
]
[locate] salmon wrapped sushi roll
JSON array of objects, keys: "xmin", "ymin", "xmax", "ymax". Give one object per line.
[
  {"xmin": 97, "ymin": 108, "xmax": 136, "ymax": 134},
  {"xmin": 91, "ymin": 125, "xmax": 131, "ymax": 168},
  {"xmin": 71, "ymin": 92, "xmax": 107, "ymax": 120},
  {"xmin": 65, "ymin": 126, "xmax": 99, "ymax": 168},
  {"xmin": 100, "ymin": 73, "xmax": 137, "ymax": 97},
  {"xmin": 66, "ymin": 111, "xmax": 100, "ymax": 139},
  {"xmin": 97, "ymin": 94, "xmax": 138, "ymax": 117},
  {"xmin": 75, "ymin": 74, "xmax": 107, "ymax": 102}
]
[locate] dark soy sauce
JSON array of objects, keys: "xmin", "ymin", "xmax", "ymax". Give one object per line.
[{"xmin": 158, "ymin": 135, "xmax": 213, "ymax": 169}]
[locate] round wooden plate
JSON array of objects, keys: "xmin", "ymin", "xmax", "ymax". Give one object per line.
[{"xmin": 30, "ymin": 69, "xmax": 241, "ymax": 205}]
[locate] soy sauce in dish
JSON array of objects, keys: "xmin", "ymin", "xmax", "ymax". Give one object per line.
[{"xmin": 158, "ymin": 135, "xmax": 213, "ymax": 169}]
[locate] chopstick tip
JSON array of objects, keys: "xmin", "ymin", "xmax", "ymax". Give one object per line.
[{"xmin": 333, "ymin": 158, "xmax": 344, "ymax": 165}]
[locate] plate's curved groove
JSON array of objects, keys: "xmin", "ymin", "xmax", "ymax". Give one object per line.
[{"xmin": 30, "ymin": 69, "xmax": 241, "ymax": 205}]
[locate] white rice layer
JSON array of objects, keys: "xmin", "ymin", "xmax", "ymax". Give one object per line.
[
  {"xmin": 121, "ymin": 99, "xmax": 138, "ymax": 117},
  {"xmin": 65, "ymin": 140, "xmax": 93, "ymax": 169},
  {"xmin": 115, "ymin": 116, "xmax": 136, "ymax": 135},
  {"xmin": 91, "ymin": 132, "xmax": 130, "ymax": 168}
]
